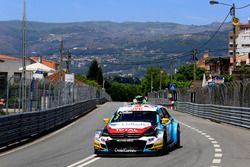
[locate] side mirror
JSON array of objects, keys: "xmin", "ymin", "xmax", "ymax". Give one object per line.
[
  {"xmin": 161, "ymin": 118, "xmax": 170, "ymax": 124},
  {"xmin": 103, "ymin": 118, "xmax": 110, "ymax": 124}
]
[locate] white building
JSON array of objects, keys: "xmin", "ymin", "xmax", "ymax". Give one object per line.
[{"xmin": 236, "ymin": 19, "xmax": 250, "ymax": 56}]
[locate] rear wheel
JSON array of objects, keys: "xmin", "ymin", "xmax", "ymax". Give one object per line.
[{"xmin": 176, "ymin": 126, "xmax": 180, "ymax": 148}]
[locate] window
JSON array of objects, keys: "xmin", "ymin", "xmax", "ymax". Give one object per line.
[
  {"xmin": 111, "ymin": 111, "xmax": 157, "ymax": 124},
  {"xmin": 0, "ymin": 72, "xmax": 7, "ymax": 90},
  {"xmin": 14, "ymin": 72, "xmax": 21, "ymax": 82},
  {"xmin": 161, "ymin": 108, "xmax": 171, "ymax": 118}
]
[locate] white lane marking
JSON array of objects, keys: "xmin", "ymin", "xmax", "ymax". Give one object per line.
[
  {"xmin": 177, "ymin": 120, "xmax": 222, "ymax": 167},
  {"xmin": 215, "ymin": 148, "xmax": 222, "ymax": 152},
  {"xmin": 212, "ymin": 159, "xmax": 221, "ymax": 164},
  {"xmin": 67, "ymin": 155, "xmax": 96, "ymax": 167},
  {"xmin": 77, "ymin": 157, "xmax": 100, "ymax": 167},
  {"xmin": 214, "ymin": 153, "xmax": 223, "ymax": 158}
]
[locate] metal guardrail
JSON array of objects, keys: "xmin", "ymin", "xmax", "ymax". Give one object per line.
[
  {"xmin": 0, "ymin": 99, "xmax": 97, "ymax": 148},
  {"xmin": 176, "ymin": 101, "xmax": 250, "ymax": 129}
]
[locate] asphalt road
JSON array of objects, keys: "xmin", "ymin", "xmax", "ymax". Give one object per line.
[{"xmin": 0, "ymin": 102, "xmax": 249, "ymax": 167}]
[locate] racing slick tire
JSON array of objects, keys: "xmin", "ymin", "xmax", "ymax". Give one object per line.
[
  {"xmin": 175, "ymin": 126, "xmax": 181, "ymax": 148},
  {"xmin": 160, "ymin": 133, "xmax": 168, "ymax": 155}
]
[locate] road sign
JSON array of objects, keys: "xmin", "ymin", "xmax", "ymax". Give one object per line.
[{"xmin": 169, "ymin": 83, "xmax": 177, "ymax": 91}]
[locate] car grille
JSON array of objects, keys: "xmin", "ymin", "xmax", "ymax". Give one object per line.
[
  {"xmin": 109, "ymin": 133, "xmax": 143, "ymax": 139},
  {"xmin": 106, "ymin": 140, "xmax": 146, "ymax": 153}
]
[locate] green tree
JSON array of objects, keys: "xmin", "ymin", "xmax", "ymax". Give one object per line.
[
  {"xmin": 175, "ymin": 64, "xmax": 205, "ymax": 81},
  {"xmin": 141, "ymin": 67, "xmax": 168, "ymax": 95},
  {"xmin": 87, "ymin": 59, "xmax": 103, "ymax": 85}
]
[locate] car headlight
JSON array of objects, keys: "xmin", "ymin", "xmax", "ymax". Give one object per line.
[
  {"xmin": 95, "ymin": 130, "xmax": 102, "ymax": 139},
  {"xmin": 156, "ymin": 129, "xmax": 164, "ymax": 138}
]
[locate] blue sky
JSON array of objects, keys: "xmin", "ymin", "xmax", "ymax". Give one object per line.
[{"xmin": 0, "ymin": 0, "xmax": 249, "ymax": 25}]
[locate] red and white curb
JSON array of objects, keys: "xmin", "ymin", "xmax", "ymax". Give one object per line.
[{"xmin": 178, "ymin": 121, "xmax": 223, "ymax": 167}]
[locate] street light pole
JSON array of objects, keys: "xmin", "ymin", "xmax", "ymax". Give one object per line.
[
  {"xmin": 159, "ymin": 67, "xmax": 163, "ymax": 90},
  {"xmin": 192, "ymin": 48, "xmax": 197, "ymax": 80},
  {"xmin": 151, "ymin": 72, "xmax": 153, "ymax": 92},
  {"xmin": 209, "ymin": 1, "xmax": 250, "ymax": 69},
  {"xmin": 22, "ymin": 0, "xmax": 27, "ymax": 112}
]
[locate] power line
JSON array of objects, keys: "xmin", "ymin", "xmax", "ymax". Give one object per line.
[
  {"xmin": 197, "ymin": 11, "xmax": 231, "ymax": 50},
  {"xmin": 236, "ymin": 4, "xmax": 250, "ymax": 9}
]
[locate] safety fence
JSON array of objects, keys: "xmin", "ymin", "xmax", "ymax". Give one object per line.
[
  {"xmin": 0, "ymin": 99, "xmax": 101, "ymax": 148},
  {"xmin": 0, "ymin": 79, "xmax": 111, "ymax": 115},
  {"xmin": 177, "ymin": 80, "xmax": 250, "ymax": 108},
  {"xmin": 147, "ymin": 80, "xmax": 250, "ymax": 129},
  {"xmin": 176, "ymin": 101, "xmax": 250, "ymax": 129}
]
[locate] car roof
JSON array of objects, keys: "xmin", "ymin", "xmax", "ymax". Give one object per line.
[{"xmin": 117, "ymin": 104, "xmax": 161, "ymax": 112}]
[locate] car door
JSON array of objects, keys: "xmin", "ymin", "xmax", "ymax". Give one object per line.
[
  {"xmin": 161, "ymin": 107, "xmax": 172, "ymax": 143},
  {"xmin": 159, "ymin": 108, "xmax": 171, "ymax": 143}
]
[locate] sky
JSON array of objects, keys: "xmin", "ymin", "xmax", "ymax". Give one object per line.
[{"xmin": 0, "ymin": 0, "xmax": 249, "ymax": 25}]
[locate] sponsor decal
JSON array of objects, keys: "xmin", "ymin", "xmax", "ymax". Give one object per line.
[
  {"xmin": 116, "ymin": 128, "xmax": 138, "ymax": 133},
  {"xmin": 107, "ymin": 122, "xmax": 152, "ymax": 134},
  {"xmin": 114, "ymin": 148, "xmax": 137, "ymax": 153}
]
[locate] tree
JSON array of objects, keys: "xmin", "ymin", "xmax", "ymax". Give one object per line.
[
  {"xmin": 175, "ymin": 64, "xmax": 205, "ymax": 81},
  {"xmin": 87, "ymin": 59, "xmax": 103, "ymax": 85},
  {"xmin": 141, "ymin": 67, "xmax": 168, "ymax": 95}
]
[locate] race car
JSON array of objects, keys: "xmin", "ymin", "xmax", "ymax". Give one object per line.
[{"xmin": 94, "ymin": 104, "xmax": 180, "ymax": 155}]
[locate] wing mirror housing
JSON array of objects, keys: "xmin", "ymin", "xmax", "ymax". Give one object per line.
[
  {"xmin": 103, "ymin": 118, "xmax": 110, "ymax": 124},
  {"xmin": 161, "ymin": 118, "xmax": 170, "ymax": 124}
]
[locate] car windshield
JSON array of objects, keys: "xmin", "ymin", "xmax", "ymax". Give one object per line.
[{"xmin": 111, "ymin": 111, "xmax": 157, "ymax": 124}]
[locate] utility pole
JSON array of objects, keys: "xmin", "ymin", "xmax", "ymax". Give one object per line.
[
  {"xmin": 22, "ymin": 0, "xmax": 27, "ymax": 112},
  {"xmin": 59, "ymin": 40, "xmax": 64, "ymax": 81},
  {"xmin": 66, "ymin": 51, "xmax": 72, "ymax": 73},
  {"xmin": 192, "ymin": 48, "xmax": 197, "ymax": 81},
  {"xmin": 231, "ymin": 3, "xmax": 237, "ymax": 69}
]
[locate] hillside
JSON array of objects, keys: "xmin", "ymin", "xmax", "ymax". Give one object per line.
[{"xmin": 0, "ymin": 21, "xmax": 231, "ymax": 76}]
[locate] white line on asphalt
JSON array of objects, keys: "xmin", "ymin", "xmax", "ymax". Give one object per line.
[
  {"xmin": 67, "ymin": 154, "xmax": 96, "ymax": 167},
  {"xmin": 0, "ymin": 111, "xmax": 91, "ymax": 157},
  {"xmin": 215, "ymin": 148, "xmax": 222, "ymax": 152},
  {"xmin": 214, "ymin": 153, "xmax": 223, "ymax": 158},
  {"xmin": 77, "ymin": 157, "xmax": 100, "ymax": 167},
  {"xmin": 177, "ymin": 120, "xmax": 222, "ymax": 167},
  {"xmin": 212, "ymin": 159, "xmax": 221, "ymax": 164}
]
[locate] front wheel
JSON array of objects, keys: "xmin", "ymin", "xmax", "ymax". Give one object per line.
[{"xmin": 160, "ymin": 133, "xmax": 168, "ymax": 155}]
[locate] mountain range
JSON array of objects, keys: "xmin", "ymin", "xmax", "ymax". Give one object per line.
[{"xmin": 0, "ymin": 21, "xmax": 232, "ymax": 76}]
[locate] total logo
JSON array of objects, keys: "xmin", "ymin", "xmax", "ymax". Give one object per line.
[{"xmin": 116, "ymin": 128, "xmax": 138, "ymax": 132}]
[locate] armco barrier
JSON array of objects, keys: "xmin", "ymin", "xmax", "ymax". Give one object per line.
[
  {"xmin": 0, "ymin": 99, "xmax": 97, "ymax": 147},
  {"xmin": 176, "ymin": 101, "xmax": 250, "ymax": 129}
]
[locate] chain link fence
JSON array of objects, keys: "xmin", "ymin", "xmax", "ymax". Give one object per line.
[
  {"xmin": 176, "ymin": 80, "xmax": 250, "ymax": 107},
  {"xmin": 147, "ymin": 80, "xmax": 250, "ymax": 108},
  {"xmin": 0, "ymin": 78, "xmax": 111, "ymax": 115}
]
